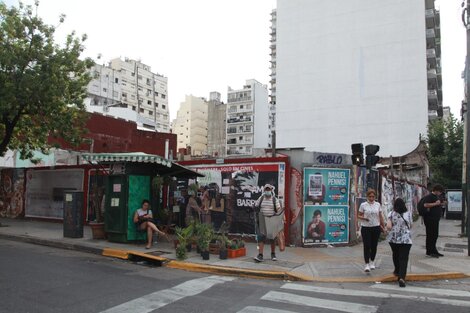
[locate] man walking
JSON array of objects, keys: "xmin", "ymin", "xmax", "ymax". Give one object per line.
[{"xmin": 422, "ymin": 184, "xmax": 445, "ymax": 258}]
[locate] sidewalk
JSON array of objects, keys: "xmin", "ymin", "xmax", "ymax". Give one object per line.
[{"xmin": 1, "ymin": 217, "xmax": 469, "ymax": 282}]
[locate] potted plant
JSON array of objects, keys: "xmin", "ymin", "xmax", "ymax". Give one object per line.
[
  {"xmin": 175, "ymin": 225, "xmax": 193, "ymax": 260},
  {"xmin": 197, "ymin": 223, "xmax": 214, "ymax": 260},
  {"xmin": 227, "ymin": 238, "xmax": 246, "ymax": 258},
  {"xmin": 216, "ymin": 222, "xmax": 230, "ymax": 260},
  {"xmin": 89, "ymin": 183, "xmax": 106, "ymax": 239}
]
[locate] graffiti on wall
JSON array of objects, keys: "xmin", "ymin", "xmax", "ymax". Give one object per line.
[{"xmin": 0, "ymin": 168, "xmax": 25, "ymax": 218}]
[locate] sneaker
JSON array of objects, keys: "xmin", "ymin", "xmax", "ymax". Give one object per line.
[
  {"xmin": 436, "ymin": 252, "xmax": 444, "ymax": 257},
  {"xmin": 254, "ymin": 254, "xmax": 264, "ymax": 262},
  {"xmin": 369, "ymin": 261, "xmax": 376, "ymax": 270},
  {"xmin": 271, "ymin": 253, "xmax": 277, "ymax": 261},
  {"xmin": 426, "ymin": 253, "xmax": 439, "ymax": 258},
  {"xmin": 398, "ymin": 279, "xmax": 406, "ymax": 287},
  {"xmin": 364, "ymin": 264, "xmax": 370, "ymax": 272}
]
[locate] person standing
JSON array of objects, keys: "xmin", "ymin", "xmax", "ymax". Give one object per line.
[
  {"xmin": 422, "ymin": 184, "xmax": 445, "ymax": 257},
  {"xmin": 358, "ymin": 189, "xmax": 385, "ymax": 272},
  {"xmin": 386, "ymin": 198, "xmax": 412, "ymax": 288},
  {"xmin": 253, "ymin": 184, "xmax": 283, "ymax": 262}
]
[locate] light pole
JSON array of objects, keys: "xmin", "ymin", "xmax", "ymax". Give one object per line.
[{"xmin": 462, "ymin": 0, "xmax": 470, "ymax": 255}]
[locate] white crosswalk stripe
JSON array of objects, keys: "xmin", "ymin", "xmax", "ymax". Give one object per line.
[
  {"xmin": 99, "ymin": 275, "xmax": 236, "ymax": 313},
  {"xmin": 237, "ymin": 306, "xmax": 297, "ymax": 313},
  {"xmin": 261, "ymin": 291, "xmax": 378, "ymax": 313},
  {"xmin": 281, "ymin": 283, "xmax": 470, "ymax": 308},
  {"xmin": 371, "ymin": 284, "xmax": 470, "ymax": 298}
]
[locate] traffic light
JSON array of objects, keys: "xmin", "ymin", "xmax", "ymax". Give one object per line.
[
  {"xmin": 351, "ymin": 143, "xmax": 364, "ymax": 165},
  {"xmin": 365, "ymin": 144, "xmax": 380, "ymax": 169}
]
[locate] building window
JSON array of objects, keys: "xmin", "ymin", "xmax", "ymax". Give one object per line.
[
  {"xmin": 131, "ymin": 72, "xmax": 135, "ymax": 77},
  {"xmin": 132, "ymin": 106, "xmax": 136, "ymax": 111},
  {"xmin": 140, "ymin": 108, "xmax": 144, "ymax": 113},
  {"xmin": 138, "ymin": 75, "xmax": 142, "ymax": 80},
  {"xmin": 103, "ymin": 88, "xmax": 107, "ymax": 92},
  {"xmin": 147, "ymin": 100, "xmax": 152, "ymax": 105},
  {"xmin": 149, "ymin": 110, "xmax": 153, "ymax": 115},
  {"xmin": 115, "ymin": 78, "xmax": 119, "ymax": 83},
  {"xmin": 122, "ymin": 92, "xmax": 127, "ymax": 98},
  {"xmin": 146, "ymin": 78, "xmax": 151, "ymax": 85},
  {"xmin": 161, "ymin": 94, "xmax": 166, "ymax": 99},
  {"xmin": 240, "ymin": 105, "xmax": 243, "ymax": 109},
  {"xmin": 162, "ymin": 104, "xmax": 166, "ymax": 109},
  {"xmin": 155, "ymin": 103, "xmax": 159, "ymax": 107}
]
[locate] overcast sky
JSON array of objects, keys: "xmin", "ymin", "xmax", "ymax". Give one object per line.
[{"xmin": 6, "ymin": 0, "xmax": 466, "ymax": 120}]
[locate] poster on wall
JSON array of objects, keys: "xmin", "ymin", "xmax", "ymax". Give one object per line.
[
  {"xmin": 303, "ymin": 168, "xmax": 350, "ymax": 205},
  {"xmin": 191, "ymin": 163, "xmax": 286, "ymax": 234},
  {"xmin": 303, "ymin": 205, "xmax": 349, "ymax": 244},
  {"xmin": 447, "ymin": 190, "xmax": 462, "ymax": 213}
]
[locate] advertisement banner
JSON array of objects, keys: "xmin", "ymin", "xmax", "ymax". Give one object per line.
[
  {"xmin": 303, "ymin": 205, "xmax": 349, "ymax": 244},
  {"xmin": 303, "ymin": 168, "xmax": 350, "ymax": 205},
  {"xmin": 191, "ymin": 163, "xmax": 286, "ymax": 234},
  {"xmin": 447, "ymin": 190, "xmax": 462, "ymax": 213}
]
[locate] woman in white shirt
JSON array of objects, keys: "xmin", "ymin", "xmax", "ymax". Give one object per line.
[{"xmin": 358, "ymin": 189, "xmax": 385, "ymax": 272}]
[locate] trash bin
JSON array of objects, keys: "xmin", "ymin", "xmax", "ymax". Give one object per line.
[{"xmin": 63, "ymin": 191, "xmax": 84, "ymax": 238}]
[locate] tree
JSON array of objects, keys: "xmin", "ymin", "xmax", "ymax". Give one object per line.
[
  {"xmin": 426, "ymin": 114, "xmax": 464, "ymax": 189},
  {"xmin": 0, "ymin": 1, "xmax": 94, "ymax": 160}
]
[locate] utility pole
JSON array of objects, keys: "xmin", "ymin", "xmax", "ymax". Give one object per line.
[{"xmin": 463, "ymin": 0, "xmax": 470, "ymax": 255}]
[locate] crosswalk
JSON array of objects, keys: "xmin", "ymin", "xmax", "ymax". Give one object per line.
[{"xmin": 99, "ymin": 276, "xmax": 470, "ymax": 313}]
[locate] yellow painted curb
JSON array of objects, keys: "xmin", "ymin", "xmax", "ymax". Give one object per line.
[
  {"xmin": 127, "ymin": 251, "xmax": 169, "ymax": 263},
  {"xmin": 166, "ymin": 260, "xmax": 309, "ymax": 281},
  {"xmin": 308, "ymin": 272, "xmax": 470, "ymax": 283},
  {"xmin": 102, "ymin": 248, "xmax": 129, "ymax": 259}
]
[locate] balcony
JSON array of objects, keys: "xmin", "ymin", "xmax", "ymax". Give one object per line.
[
  {"xmin": 426, "ymin": 29, "xmax": 435, "ymax": 39},
  {"xmin": 226, "ymin": 117, "xmax": 252, "ymax": 124},
  {"xmin": 428, "ymin": 110, "xmax": 438, "ymax": 120},
  {"xmin": 426, "ymin": 48, "xmax": 436, "ymax": 59},
  {"xmin": 427, "ymin": 68, "xmax": 437, "ymax": 79}
]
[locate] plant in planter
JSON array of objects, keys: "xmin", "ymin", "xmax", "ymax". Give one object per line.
[
  {"xmin": 175, "ymin": 225, "xmax": 193, "ymax": 260},
  {"xmin": 197, "ymin": 223, "xmax": 214, "ymax": 260},
  {"xmin": 227, "ymin": 238, "xmax": 247, "ymax": 258},
  {"xmin": 216, "ymin": 222, "xmax": 230, "ymax": 259}
]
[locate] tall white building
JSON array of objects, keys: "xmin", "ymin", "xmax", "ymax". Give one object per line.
[
  {"xmin": 173, "ymin": 95, "xmax": 208, "ymax": 156},
  {"xmin": 207, "ymin": 92, "xmax": 227, "ymax": 157},
  {"xmin": 226, "ymin": 79, "xmax": 270, "ymax": 156},
  {"xmin": 275, "ymin": 0, "xmax": 442, "ymax": 156},
  {"xmin": 86, "ymin": 58, "xmax": 170, "ymax": 133}
]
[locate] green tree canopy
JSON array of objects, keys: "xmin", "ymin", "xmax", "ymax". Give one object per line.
[
  {"xmin": 426, "ymin": 114, "xmax": 464, "ymax": 189},
  {"xmin": 0, "ymin": 1, "xmax": 94, "ymax": 160}
]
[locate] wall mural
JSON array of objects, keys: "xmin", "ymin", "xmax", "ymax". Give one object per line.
[{"xmin": 0, "ymin": 168, "xmax": 25, "ymax": 218}]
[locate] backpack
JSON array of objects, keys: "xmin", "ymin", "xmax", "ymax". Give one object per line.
[{"xmin": 417, "ymin": 197, "xmax": 427, "ymax": 216}]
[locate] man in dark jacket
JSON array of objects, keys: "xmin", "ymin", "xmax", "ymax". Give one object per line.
[{"xmin": 422, "ymin": 184, "xmax": 445, "ymax": 258}]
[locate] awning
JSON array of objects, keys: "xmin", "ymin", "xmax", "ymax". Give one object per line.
[{"xmin": 81, "ymin": 152, "xmax": 204, "ymax": 178}]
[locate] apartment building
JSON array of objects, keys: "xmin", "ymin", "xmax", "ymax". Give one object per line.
[
  {"xmin": 173, "ymin": 95, "xmax": 208, "ymax": 156},
  {"xmin": 206, "ymin": 92, "xmax": 227, "ymax": 157},
  {"xmin": 86, "ymin": 58, "xmax": 170, "ymax": 133},
  {"xmin": 275, "ymin": 0, "xmax": 442, "ymax": 156},
  {"xmin": 226, "ymin": 79, "xmax": 269, "ymax": 156},
  {"xmin": 268, "ymin": 9, "xmax": 277, "ymax": 148}
]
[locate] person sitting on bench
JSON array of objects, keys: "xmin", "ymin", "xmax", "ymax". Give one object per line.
[{"xmin": 133, "ymin": 199, "xmax": 169, "ymax": 249}]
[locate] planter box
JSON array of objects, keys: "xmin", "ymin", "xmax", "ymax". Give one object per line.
[{"xmin": 227, "ymin": 247, "xmax": 246, "ymax": 258}]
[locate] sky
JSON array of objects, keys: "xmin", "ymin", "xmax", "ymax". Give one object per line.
[{"xmin": 4, "ymin": 0, "xmax": 466, "ymax": 121}]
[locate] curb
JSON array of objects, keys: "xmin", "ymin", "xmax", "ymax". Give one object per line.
[{"xmin": 2, "ymin": 234, "xmax": 469, "ymax": 283}]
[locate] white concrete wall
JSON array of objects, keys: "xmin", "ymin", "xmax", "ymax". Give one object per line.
[
  {"xmin": 252, "ymin": 80, "xmax": 270, "ymax": 149},
  {"xmin": 276, "ymin": 0, "xmax": 428, "ymax": 156}
]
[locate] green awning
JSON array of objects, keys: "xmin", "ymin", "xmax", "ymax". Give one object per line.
[
  {"xmin": 81, "ymin": 152, "xmax": 171, "ymax": 167},
  {"xmin": 81, "ymin": 152, "xmax": 204, "ymax": 178}
]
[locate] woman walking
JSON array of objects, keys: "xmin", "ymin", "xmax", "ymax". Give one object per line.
[
  {"xmin": 358, "ymin": 189, "xmax": 385, "ymax": 272},
  {"xmin": 386, "ymin": 198, "xmax": 412, "ymax": 287}
]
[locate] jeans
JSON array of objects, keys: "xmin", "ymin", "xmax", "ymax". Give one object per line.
[
  {"xmin": 389, "ymin": 242, "xmax": 412, "ymax": 280},
  {"xmin": 361, "ymin": 226, "xmax": 381, "ymax": 264}
]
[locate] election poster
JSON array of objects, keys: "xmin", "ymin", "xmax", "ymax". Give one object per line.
[
  {"xmin": 303, "ymin": 205, "xmax": 349, "ymax": 244},
  {"xmin": 303, "ymin": 168, "xmax": 350, "ymax": 205}
]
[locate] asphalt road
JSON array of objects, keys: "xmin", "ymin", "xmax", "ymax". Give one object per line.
[{"xmin": 1, "ymin": 239, "xmax": 470, "ymax": 313}]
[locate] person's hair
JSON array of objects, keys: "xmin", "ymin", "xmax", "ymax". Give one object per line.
[
  {"xmin": 432, "ymin": 184, "xmax": 445, "ymax": 193},
  {"xmin": 313, "ymin": 209, "xmax": 322, "ymax": 217},
  {"xmin": 142, "ymin": 199, "xmax": 150, "ymax": 205},
  {"xmin": 393, "ymin": 198, "xmax": 407, "ymax": 214},
  {"xmin": 366, "ymin": 189, "xmax": 376, "ymax": 197}
]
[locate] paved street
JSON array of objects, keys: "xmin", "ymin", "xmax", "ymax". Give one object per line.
[{"xmin": 2, "ymin": 239, "xmax": 470, "ymax": 313}]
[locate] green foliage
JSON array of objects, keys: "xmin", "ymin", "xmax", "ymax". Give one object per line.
[
  {"xmin": 196, "ymin": 223, "xmax": 214, "ymax": 252},
  {"xmin": 0, "ymin": 2, "xmax": 94, "ymax": 159},
  {"xmin": 426, "ymin": 114, "xmax": 464, "ymax": 189}
]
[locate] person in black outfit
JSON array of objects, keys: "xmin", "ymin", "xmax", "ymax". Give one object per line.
[{"xmin": 422, "ymin": 184, "xmax": 445, "ymax": 258}]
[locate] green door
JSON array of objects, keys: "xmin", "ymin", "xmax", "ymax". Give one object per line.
[
  {"xmin": 104, "ymin": 175, "xmax": 128, "ymax": 242},
  {"xmin": 127, "ymin": 175, "xmax": 151, "ymax": 241}
]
